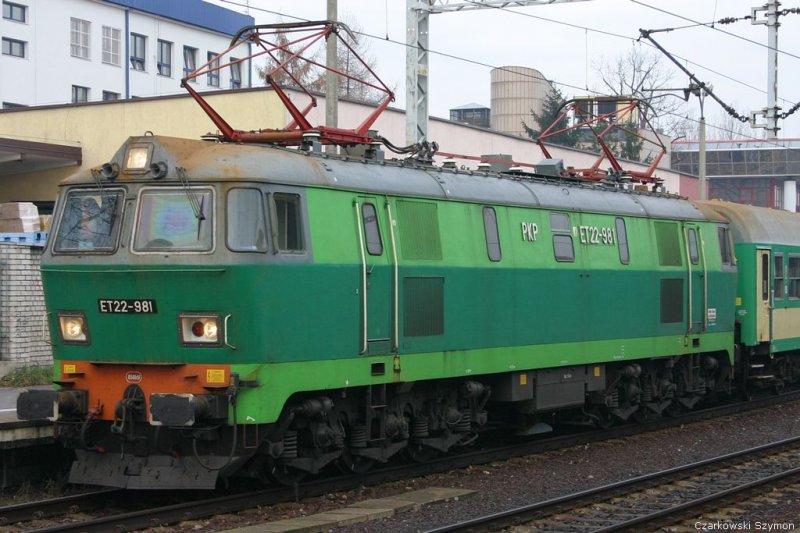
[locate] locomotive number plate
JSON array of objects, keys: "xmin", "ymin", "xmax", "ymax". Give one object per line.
[{"xmin": 98, "ymin": 299, "xmax": 158, "ymax": 314}]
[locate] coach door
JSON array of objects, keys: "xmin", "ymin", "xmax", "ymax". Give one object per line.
[
  {"xmin": 684, "ymin": 224, "xmax": 707, "ymax": 333},
  {"xmin": 756, "ymin": 249, "xmax": 772, "ymax": 342},
  {"xmin": 355, "ymin": 197, "xmax": 393, "ymax": 355}
]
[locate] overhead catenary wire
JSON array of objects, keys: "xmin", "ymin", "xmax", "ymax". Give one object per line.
[
  {"xmin": 631, "ymin": 0, "xmax": 800, "ymax": 60},
  {"xmin": 213, "ymin": 0, "xmax": 797, "ymax": 147}
]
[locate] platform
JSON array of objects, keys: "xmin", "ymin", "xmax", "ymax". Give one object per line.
[
  {"xmin": 224, "ymin": 487, "xmax": 477, "ymax": 532},
  {"xmin": 0, "ymin": 231, "xmax": 47, "ymax": 246},
  {"xmin": 0, "ymin": 386, "xmax": 66, "ymax": 487}
]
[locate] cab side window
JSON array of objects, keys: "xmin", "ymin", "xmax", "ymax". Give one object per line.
[
  {"xmin": 227, "ymin": 188, "xmax": 267, "ymax": 252},
  {"xmin": 271, "ymin": 193, "xmax": 304, "ymax": 252},
  {"xmin": 483, "ymin": 207, "xmax": 501, "ymax": 262},
  {"xmin": 550, "ymin": 212, "xmax": 574, "ymax": 262},
  {"xmin": 718, "ymin": 226, "xmax": 734, "ymax": 266}
]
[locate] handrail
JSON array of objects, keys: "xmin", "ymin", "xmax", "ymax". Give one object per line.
[{"xmin": 354, "ymin": 201, "xmax": 368, "ymax": 355}]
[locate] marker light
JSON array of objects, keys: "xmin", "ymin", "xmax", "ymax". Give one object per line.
[
  {"xmin": 58, "ymin": 313, "xmax": 89, "ymax": 344},
  {"xmin": 124, "ymin": 145, "xmax": 151, "ymax": 170},
  {"xmin": 180, "ymin": 314, "xmax": 220, "ymax": 346}
]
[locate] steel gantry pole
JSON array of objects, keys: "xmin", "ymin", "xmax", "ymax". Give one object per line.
[
  {"xmin": 406, "ymin": 0, "xmax": 430, "ymax": 146},
  {"xmin": 750, "ymin": 0, "xmax": 781, "ymax": 139},
  {"xmin": 405, "ymin": 0, "xmax": 591, "ymax": 146}
]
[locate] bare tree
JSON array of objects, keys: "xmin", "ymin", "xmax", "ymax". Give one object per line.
[
  {"xmin": 256, "ymin": 28, "xmax": 321, "ymax": 90},
  {"xmin": 257, "ymin": 17, "xmax": 388, "ymax": 105},
  {"xmin": 594, "ymin": 47, "xmax": 689, "ymax": 137},
  {"xmin": 700, "ymin": 110, "xmax": 754, "ymax": 141}
]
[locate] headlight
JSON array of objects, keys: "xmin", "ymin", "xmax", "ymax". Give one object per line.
[
  {"xmin": 58, "ymin": 313, "xmax": 89, "ymax": 344},
  {"xmin": 180, "ymin": 314, "xmax": 220, "ymax": 346},
  {"xmin": 125, "ymin": 145, "xmax": 151, "ymax": 170}
]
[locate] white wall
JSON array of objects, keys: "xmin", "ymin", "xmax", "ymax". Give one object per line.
[{"xmin": 0, "ymin": 0, "xmax": 248, "ymax": 107}]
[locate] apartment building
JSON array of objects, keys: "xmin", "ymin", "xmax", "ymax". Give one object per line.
[{"xmin": 0, "ymin": 0, "xmax": 253, "ymax": 108}]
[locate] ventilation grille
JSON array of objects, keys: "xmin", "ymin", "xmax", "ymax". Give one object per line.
[
  {"xmin": 403, "ymin": 277, "xmax": 444, "ymax": 337},
  {"xmin": 660, "ymin": 278, "xmax": 684, "ymax": 324},
  {"xmin": 397, "ymin": 200, "xmax": 442, "ymax": 260}
]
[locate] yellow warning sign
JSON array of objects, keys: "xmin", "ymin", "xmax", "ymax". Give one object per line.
[
  {"xmin": 206, "ymin": 369, "xmax": 226, "ymax": 384},
  {"xmin": 520, "ymin": 373, "xmax": 527, "ymax": 385},
  {"xmin": 63, "ymin": 364, "xmax": 76, "ymax": 374},
  {"xmin": 594, "ymin": 366, "xmax": 601, "ymax": 377}
]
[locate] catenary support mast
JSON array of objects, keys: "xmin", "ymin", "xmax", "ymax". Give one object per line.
[{"xmin": 406, "ymin": 0, "xmax": 590, "ymax": 146}]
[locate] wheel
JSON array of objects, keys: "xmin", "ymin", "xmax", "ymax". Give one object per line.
[
  {"xmin": 773, "ymin": 380, "xmax": 785, "ymax": 396},
  {"xmin": 664, "ymin": 400, "xmax": 682, "ymax": 417},
  {"xmin": 404, "ymin": 443, "xmax": 439, "ymax": 463},
  {"xmin": 337, "ymin": 449, "xmax": 375, "ymax": 474},
  {"xmin": 590, "ymin": 406, "xmax": 614, "ymax": 430},
  {"xmin": 265, "ymin": 457, "xmax": 307, "ymax": 486}
]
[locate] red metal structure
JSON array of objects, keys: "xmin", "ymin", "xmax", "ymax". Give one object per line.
[
  {"xmin": 181, "ymin": 21, "xmax": 395, "ymax": 147},
  {"xmin": 536, "ymin": 99, "xmax": 666, "ymax": 183}
]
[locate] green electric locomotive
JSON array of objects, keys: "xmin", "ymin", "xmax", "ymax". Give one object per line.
[
  {"xmin": 18, "ymin": 133, "xmax": 740, "ymax": 488},
  {"xmin": 21, "ymin": 20, "xmax": 794, "ymax": 490}
]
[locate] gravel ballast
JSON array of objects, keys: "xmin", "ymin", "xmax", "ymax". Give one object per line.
[{"xmin": 148, "ymin": 400, "xmax": 800, "ymax": 532}]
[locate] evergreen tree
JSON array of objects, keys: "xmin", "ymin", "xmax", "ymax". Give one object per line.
[{"xmin": 522, "ymin": 86, "xmax": 578, "ymax": 148}]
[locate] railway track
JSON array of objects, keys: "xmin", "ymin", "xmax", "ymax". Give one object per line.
[
  {"xmin": 429, "ymin": 435, "xmax": 800, "ymax": 532},
  {"xmin": 4, "ymin": 391, "xmax": 799, "ymax": 532}
]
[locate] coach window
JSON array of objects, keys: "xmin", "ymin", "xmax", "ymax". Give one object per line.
[
  {"xmin": 615, "ymin": 217, "xmax": 629, "ymax": 265},
  {"xmin": 687, "ymin": 228, "xmax": 700, "ymax": 265},
  {"xmin": 774, "ymin": 254, "xmax": 785, "ymax": 300},
  {"xmin": 271, "ymin": 193, "xmax": 304, "ymax": 252},
  {"xmin": 550, "ymin": 212, "xmax": 574, "ymax": 262},
  {"xmin": 227, "ymin": 188, "xmax": 267, "ymax": 252},
  {"xmin": 362, "ymin": 203, "xmax": 383, "ymax": 255},
  {"xmin": 482, "ymin": 207, "xmax": 501, "ymax": 262},
  {"xmin": 789, "ymin": 255, "xmax": 800, "ymax": 299}
]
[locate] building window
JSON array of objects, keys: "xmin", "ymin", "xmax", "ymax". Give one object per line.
[
  {"xmin": 102, "ymin": 91, "xmax": 120, "ymax": 101},
  {"xmin": 130, "ymin": 33, "xmax": 146, "ymax": 71},
  {"xmin": 207, "ymin": 52, "xmax": 219, "ymax": 87},
  {"xmin": 183, "ymin": 46, "xmax": 197, "ymax": 78},
  {"xmin": 70, "ymin": 18, "xmax": 90, "ymax": 59},
  {"xmin": 2, "ymin": 1, "xmax": 26, "ymax": 22},
  {"xmin": 72, "ymin": 85, "xmax": 89, "ymax": 103},
  {"xmin": 597, "ymin": 100, "xmax": 617, "ymax": 118},
  {"xmin": 157, "ymin": 40, "xmax": 172, "ymax": 77},
  {"xmin": 102, "ymin": 26, "xmax": 121, "ymax": 66},
  {"xmin": 230, "ymin": 58, "xmax": 241, "ymax": 89},
  {"xmin": 2, "ymin": 37, "xmax": 25, "ymax": 58}
]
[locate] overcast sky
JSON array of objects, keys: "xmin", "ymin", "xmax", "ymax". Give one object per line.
[{"xmin": 210, "ymin": 0, "xmax": 800, "ymax": 140}]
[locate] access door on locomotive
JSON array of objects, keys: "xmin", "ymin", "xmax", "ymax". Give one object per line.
[
  {"xmin": 354, "ymin": 196, "xmax": 394, "ymax": 355},
  {"xmin": 683, "ymin": 222, "xmax": 708, "ymax": 334}
]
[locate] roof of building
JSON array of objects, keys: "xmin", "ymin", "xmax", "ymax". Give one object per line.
[
  {"xmin": 103, "ymin": 0, "xmax": 254, "ymax": 36},
  {"xmin": 450, "ymin": 103, "xmax": 489, "ymax": 111}
]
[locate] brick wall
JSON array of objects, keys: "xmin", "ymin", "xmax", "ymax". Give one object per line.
[{"xmin": 0, "ymin": 244, "xmax": 52, "ymax": 368}]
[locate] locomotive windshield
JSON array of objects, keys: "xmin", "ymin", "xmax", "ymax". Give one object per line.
[
  {"xmin": 133, "ymin": 188, "xmax": 213, "ymax": 253},
  {"xmin": 53, "ymin": 189, "xmax": 124, "ymax": 252}
]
